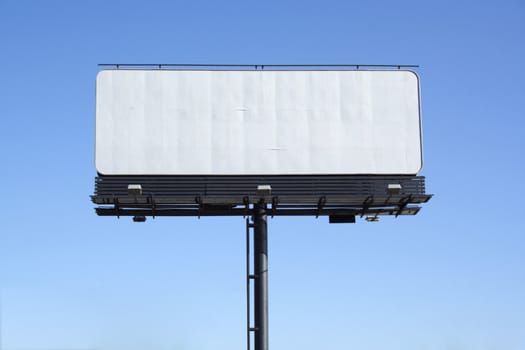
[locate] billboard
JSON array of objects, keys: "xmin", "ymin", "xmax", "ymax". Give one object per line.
[{"xmin": 96, "ymin": 69, "xmax": 422, "ymax": 175}]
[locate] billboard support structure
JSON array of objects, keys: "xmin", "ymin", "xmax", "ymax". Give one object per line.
[{"xmin": 92, "ymin": 64, "xmax": 432, "ymax": 350}]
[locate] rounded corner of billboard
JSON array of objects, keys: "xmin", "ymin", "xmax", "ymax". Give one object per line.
[
  {"xmin": 96, "ymin": 69, "xmax": 113, "ymax": 82},
  {"xmin": 414, "ymin": 159, "xmax": 424, "ymax": 175},
  {"xmin": 95, "ymin": 159, "xmax": 109, "ymax": 176},
  {"xmin": 403, "ymin": 69, "xmax": 420, "ymax": 84}
]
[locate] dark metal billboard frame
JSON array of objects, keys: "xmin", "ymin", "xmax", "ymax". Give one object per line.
[{"xmin": 92, "ymin": 175, "xmax": 430, "ymax": 218}]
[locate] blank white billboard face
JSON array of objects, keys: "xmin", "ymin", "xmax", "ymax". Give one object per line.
[{"xmin": 96, "ymin": 69, "xmax": 422, "ymax": 175}]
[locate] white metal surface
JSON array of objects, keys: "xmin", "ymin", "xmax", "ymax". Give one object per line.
[{"xmin": 96, "ymin": 69, "xmax": 422, "ymax": 175}]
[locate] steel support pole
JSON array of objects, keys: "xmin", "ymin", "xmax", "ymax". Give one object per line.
[{"xmin": 253, "ymin": 202, "xmax": 269, "ymax": 350}]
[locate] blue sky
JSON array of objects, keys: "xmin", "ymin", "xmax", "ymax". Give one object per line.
[{"xmin": 0, "ymin": 0, "xmax": 524, "ymax": 349}]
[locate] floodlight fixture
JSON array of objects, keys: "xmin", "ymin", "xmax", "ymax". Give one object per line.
[
  {"xmin": 133, "ymin": 215, "xmax": 146, "ymax": 222},
  {"xmin": 366, "ymin": 216, "xmax": 380, "ymax": 222},
  {"xmin": 128, "ymin": 184, "xmax": 143, "ymax": 195},
  {"xmin": 256, "ymin": 185, "xmax": 272, "ymax": 196},
  {"xmin": 387, "ymin": 183, "xmax": 402, "ymax": 195},
  {"xmin": 329, "ymin": 215, "xmax": 356, "ymax": 224}
]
